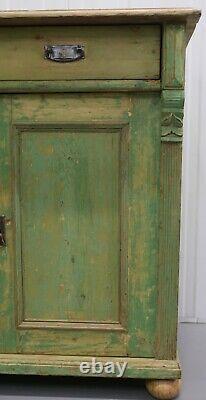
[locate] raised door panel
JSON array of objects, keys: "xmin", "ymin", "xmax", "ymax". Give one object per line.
[
  {"xmin": 16, "ymin": 126, "xmax": 126, "ymax": 327},
  {"xmin": 0, "ymin": 93, "xmax": 160, "ymax": 357}
]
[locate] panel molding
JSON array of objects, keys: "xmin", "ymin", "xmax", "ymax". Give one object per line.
[
  {"xmin": 12, "ymin": 122, "xmax": 129, "ymax": 332},
  {"xmin": 19, "ymin": 321, "xmax": 126, "ymax": 331}
]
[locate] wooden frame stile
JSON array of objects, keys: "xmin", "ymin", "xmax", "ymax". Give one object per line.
[
  {"xmin": 156, "ymin": 22, "xmax": 185, "ymax": 361},
  {"xmin": 0, "ymin": 95, "xmax": 18, "ymax": 354}
]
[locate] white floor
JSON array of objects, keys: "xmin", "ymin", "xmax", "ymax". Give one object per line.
[{"xmin": 0, "ymin": 323, "xmax": 205, "ymax": 399}]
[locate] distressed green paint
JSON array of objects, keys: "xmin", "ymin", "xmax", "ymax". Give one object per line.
[
  {"xmin": 162, "ymin": 23, "xmax": 186, "ymax": 88},
  {"xmin": 18, "ymin": 128, "xmax": 121, "ymax": 323},
  {"xmin": 1, "ymin": 92, "xmax": 160, "ymax": 357},
  {"xmin": 0, "ymin": 12, "xmax": 199, "ymax": 381},
  {"xmin": 0, "ymin": 96, "xmax": 17, "ymax": 352},
  {"xmin": 127, "ymin": 93, "xmax": 161, "ymax": 357},
  {"xmin": 9, "ymin": 94, "xmax": 129, "ymax": 356},
  {"xmin": 155, "ymin": 90, "xmax": 184, "ymax": 360},
  {"xmin": 156, "ymin": 22, "xmax": 186, "ymax": 360},
  {"xmin": 0, "ymin": 354, "xmax": 181, "ymax": 379},
  {"xmin": 12, "ymin": 93, "xmax": 131, "ymax": 125},
  {"xmin": 0, "ymin": 79, "xmax": 161, "ymax": 94},
  {"xmin": 157, "ymin": 141, "xmax": 182, "ymax": 360}
]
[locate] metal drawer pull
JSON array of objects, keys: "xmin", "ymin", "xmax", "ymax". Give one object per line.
[{"xmin": 44, "ymin": 45, "xmax": 85, "ymax": 63}]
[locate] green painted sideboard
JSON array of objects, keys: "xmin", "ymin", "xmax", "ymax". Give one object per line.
[{"xmin": 0, "ymin": 8, "xmax": 200, "ymax": 400}]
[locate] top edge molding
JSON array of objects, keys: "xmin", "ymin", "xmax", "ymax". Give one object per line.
[{"xmin": 0, "ymin": 8, "xmax": 201, "ymax": 43}]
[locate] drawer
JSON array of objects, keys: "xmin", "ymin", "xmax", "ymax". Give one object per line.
[{"xmin": 0, "ymin": 25, "xmax": 160, "ymax": 80}]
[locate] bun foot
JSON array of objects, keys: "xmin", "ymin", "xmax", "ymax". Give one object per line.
[{"xmin": 145, "ymin": 379, "xmax": 181, "ymax": 399}]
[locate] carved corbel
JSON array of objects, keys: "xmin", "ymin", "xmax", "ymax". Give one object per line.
[{"xmin": 161, "ymin": 90, "xmax": 184, "ymax": 142}]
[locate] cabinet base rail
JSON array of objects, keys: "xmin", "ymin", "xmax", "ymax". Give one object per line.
[{"xmin": 0, "ymin": 354, "xmax": 180, "ymax": 379}]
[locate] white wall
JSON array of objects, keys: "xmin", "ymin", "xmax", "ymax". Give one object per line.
[{"xmin": 0, "ymin": 0, "xmax": 205, "ymax": 323}]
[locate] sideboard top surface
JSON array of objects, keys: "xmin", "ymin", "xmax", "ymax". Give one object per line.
[{"xmin": 0, "ymin": 8, "xmax": 201, "ymax": 43}]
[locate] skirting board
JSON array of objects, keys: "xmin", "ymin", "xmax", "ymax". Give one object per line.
[
  {"xmin": 180, "ymin": 318, "xmax": 206, "ymax": 323},
  {"xmin": 0, "ymin": 354, "xmax": 181, "ymax": 379}
]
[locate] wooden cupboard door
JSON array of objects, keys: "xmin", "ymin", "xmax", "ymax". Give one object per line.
[{"xmin": 0, "ymin": 93, "xmax": 160, "ymax": 357}]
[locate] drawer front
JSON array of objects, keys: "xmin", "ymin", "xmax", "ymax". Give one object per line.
[{"xmin": 0, "ymin": 25, "xmax": 160, "ymax": 80}]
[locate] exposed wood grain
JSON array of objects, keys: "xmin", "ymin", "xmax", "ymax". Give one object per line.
[
  {"xmin": 0, "ymin": 9, "xmax": 201, "ymax": 44},
  {"xmin": 0, "ymin": 25, "xmax": 160, "ymax": 81},
  {"xmin": 0, "ymin": 354, "xmax": 181, "ymax": 379},
  {"xmin": 146, "ymin": 379, "xmax": 181, "ymax": 399},
  {"xmin": 18, "ymin": 321, "xmax": 125, "ymax": 331}
]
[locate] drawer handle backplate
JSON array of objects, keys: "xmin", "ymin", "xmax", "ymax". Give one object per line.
[{"xmin": 44, "ymin": 44, "xmax": 85, "ymax": 63}]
